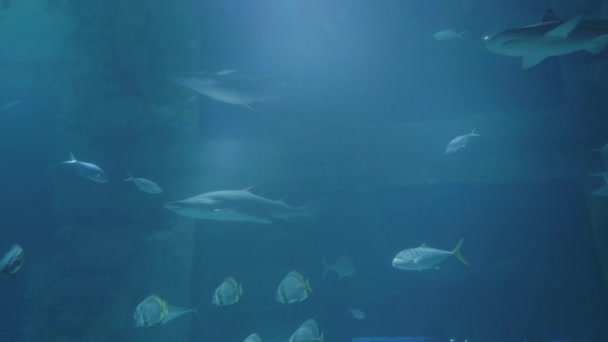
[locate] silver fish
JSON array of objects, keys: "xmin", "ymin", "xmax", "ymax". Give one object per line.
[
  {"xmin": 172, "ymin": 71, "xmax": 279, "ymax": 111},
  {"xmin": 124, "ymin": 171, "xmax": 162, "ymax": 194},
  {"xmin": 276, "ymin": 271, "xmax": 312, "ymax": 304},
  {"xmin": 484, "ymin": 9, "xmax": 608, "ymax": 69},
  {"xmin": 61, "ymin": 153, "xmax": 108, "ymax": 183},
  {"xmin": 164, "ymin": 188, "xmax": 317, "ymax": 224},
  {"xmin": 0, "ymin": 244, "xmax": 24, "ymax": 277},
  {"xmin": 133, "ymin": 295, "xmax": 199, "ymax": 327},
  {"xmin": 288, "ymin": 318, "xmax": 324, "ymax": 342},
  {"xmin": 212, "ymin": 277, "xmax": 243, "ymax": 306},
  {"xmin": 445, "ymin": 129, "xmax": 479, "ymax": 154},
  {"xmin": 392, "ymin": 239, "xmax": 468, "ymax": 271},
  {"xmin": 322, "ymin": 255, "xmax": 355, "ymax": 279},
  {"xmin": 433, "ymin": 29, "xmax": 467, "ymax": 41}
]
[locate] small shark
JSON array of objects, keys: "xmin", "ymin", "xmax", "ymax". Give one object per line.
[
  {"xmin": 172, "ymin": 70, "xmax": 279, "ymax": 111},
  {"xmin": 164, "ymin": 188, "xmax": 318, "ymax": 224},
  {"xmin": 484, "ymin": 9, "xmax": 608, "ymax": 69}
]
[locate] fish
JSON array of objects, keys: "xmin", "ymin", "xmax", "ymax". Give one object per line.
[
  {"xmin": 445, "ymin": 129, "xmax": 479, "ymax": 154},
  {"xmin": 164, "ymin": 188, "xmax": 318, "ymax": 224},
  {"xmin": 484, "ymin": 9, "xmax": 608, "ymax": 69},
  {"xmin": 288, "ymin": 318, "xmax": 324, "ymax": 342},
  {"xmin": 349, "ymin": 308, "xmax": 366, "ymax": 320},
  {"xmin": 171, "ymin": 71, "xmax": 279, "ymax": 111},
  {"xmin": 0, "ymin": 244, "xmax": 24, "ymax": 277},
  {"xmin": 244, "ymin": 333, "xmax": 263, "ymax": 342},
  {"xmin": 433, "ymin": 29, "xmax": 467, "ymax": 41},
  {"xmin": 212, "ymin": 277, "xmax": 243, "ymax": 306},
  {"xmin": 322, "ymin": 255, "xmax": 355, "ymax": 279},
  {"xmin": 61, "ymin": 153, "xmax": 108, "ymax": 183},
  {"xmin": 275, "ymin": 271, "xmax": 312, "ymax": 304},
  {"xmin": 124, "ymin": 171, "xmax": 163, "ymax": 194},
  {"xmin": 392, "ymin": 239, "xmax": 468, "ymax": 271},
  {"xmin": 133, "ymin": 295, "xmax": 199, "ymax": 327}
]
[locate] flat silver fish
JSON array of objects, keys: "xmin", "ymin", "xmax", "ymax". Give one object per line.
[
  {"xmin": 392, "ymin": 239, "xmax": 468, "ymax": 271},
  {"xmin": 164, "ymin": 188, "xmax": 317, "ymax": 224},
  {"xmin": 212, "ymin": 277, "xmax": 243, "ymax": 306},
  {"xmin": 276, "ymin": 271, "xmax": 312, "ymax": 304},
  {"xmin": 133, "ymin": 295, "xmax": 198, "ymax": 327},
  {"xmin": 288, "ymin": 318, "xmax": 324, "ymax": 342},
  {"xmin": 61, "ymin": 153, "xmax": 108, "ymax": 183},
  {"xmin": 0, "ymin": 244, "xmax": 24, "ymax": 277},
  {"xmin": 125, "ymin": 171, "xmax": 162, "ymax": 194},
  {"xmin": 445, "ymin": 129, "xmax": 479, "ymax": 154}
]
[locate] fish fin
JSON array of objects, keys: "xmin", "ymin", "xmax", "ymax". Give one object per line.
[
  {"xmin": 318, "ymin": 331, "xmax": 324, "ymax": 342},
  {"xmin": 458, "ymin": 30, "xmax": 468, "ymax": 38},
  {"xmin": 544, "ymin": 15, "xmax": 583, "ymax": 39},
  {"xmin": 124, "ymin": 170, "xmax": 133, "ymax": 181},
  {"xmin": 299, "ymin": 200, "xmax": 325, "ymax": 217},
  {"xmin": 239, "ymin": 284, "xmax": 243, "ymax": 296},
  {"xmin": 242, "ymin": 185, "xmax": 258, "ymax": 192},
  {"xmin": 216, "ymin": 69, "xmax": 238, "ymax": 76},
  {"xmin": 434, "ymin": 266, "xmax": 441, "ymax": 270},
  {"xmin": 541, "ymin": 8, "xmax": 560, "ymax": 22},
  {"xmin": 243, "ymin": 104, "xmax": 257, "ymax": 111},
  {"xmin": 586, "ymin": 34, "xmax": 608, "ymax": 54},
  {"xmin": 62, "ymin": 153, "xmax": 77, "ymax": 164},
  {"xmin": 305, "ymin": 278, "xmax": 313, "ymax": 293},
  {"xmin": 322, "ymin": 258, "xmax": 330, "ymax": 278},
  {"xmin": 470, "ymin": 128, "xmax": 480, "ymax": 137},
  {"xmin": 420, "ymin": 242, "xmax": 428, "ymax": 248},
  {"xmin": 521, "ymin": 55, "xmax": 546, "ymax": 70},
  {"xmin": 452, "ymin": 238, "xmax": 469, "ymax": 265}
]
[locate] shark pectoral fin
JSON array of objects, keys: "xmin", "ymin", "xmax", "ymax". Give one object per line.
[
  {"xmin": 544, "ymin": 15, "xmax": 583, "ymax": 39},
  {"xmin": 521, "ymin": 55, "xmax": 546, "ymax": 69},
  {"xmin": 586, "ymin": 34, "xmax": 608, "ymax": 54}
]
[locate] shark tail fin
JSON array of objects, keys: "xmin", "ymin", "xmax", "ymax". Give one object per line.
[
  {"xmin": 586, "ymin": 34, "xmax": 608, "ymax": 54},
  {"xmin": 124, "ymin": 170, "xmax": 133, "ymax": 181},
  {"xmin": 470, "ymin": 128, "xmax": 480, "ymax": 137},
  {"xmin": 458, "ymin": 30, "xmax": 469, "ymax": 39},
  {"xmin": 452, "ymin": 239, "xmax": 469, "ymax": 266}
]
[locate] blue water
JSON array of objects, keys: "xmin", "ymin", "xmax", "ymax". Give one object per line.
[{"xmin": 1, "ymin": 1, "xmax": 608, "ymax": 341}]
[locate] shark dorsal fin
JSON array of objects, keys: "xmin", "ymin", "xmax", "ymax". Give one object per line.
[
  {"xmin": 545, "ymin": 15, "xmax": 583, "ymax": 39},
  {"xmin": 420, "ymin": 243, "xmax": 428, "ymax": 248},
  {"xmin": 541, "ymin": 8, "xmax": 560, "ymax": 22}
]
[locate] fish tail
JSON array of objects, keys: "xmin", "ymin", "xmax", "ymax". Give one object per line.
[
  {"xmin": 452, "ymin": 238, "xmax": 469, "ymax": 266},
  {"xmin": 458, "ymin": 29, "xmax": 469, "ymax": 38},
  {"xmin": 322, "ymin": 258, "xmax": 330, "ymax": 278},
  {"xmin": 318, "ymin": 331, "xmax": 324, "ymax": 342},
  {"xmin": 305, "ymin": 278, "xmax": 313, "ymax": 293},
  {"xmin": 470, "ymin": 128, "xmax": 480, "ymax": 137},
  {"xmin": 124, "ymin": 170, "xmax": 133, "ymax": 181}
]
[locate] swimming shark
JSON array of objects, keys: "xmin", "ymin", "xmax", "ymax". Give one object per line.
[
  {"xmin": 163, "ymin": 188, "xmax": 318, "ymax": 224},
  {"xmin": 172, "ymin": 70, "xmax": 279, "ymax": 111},
  {"xmin": 484, "ymin": 9, "xmax": 608, "ymax": 69}
]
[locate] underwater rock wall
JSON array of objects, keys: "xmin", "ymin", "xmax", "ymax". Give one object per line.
[{"xmin": 24, "ymin": 0, "xmax": 201, "ymax": 341}]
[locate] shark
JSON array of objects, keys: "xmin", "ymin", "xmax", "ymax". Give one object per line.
[
  {"xmin": 163, "ymin": 187, "xmax": 318, "ymax": 224},
  {"xmin": 484, "ymin": 9, "xmax": 608, "ymax": 69},
  {"xmin": 171, "ymin": 70, "xmax": 279, "ymax": 111}
]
